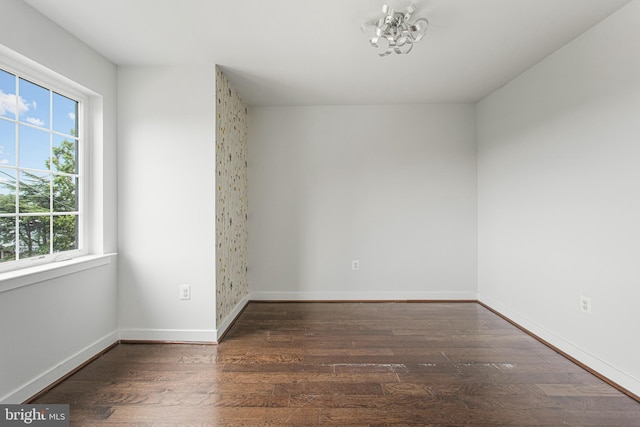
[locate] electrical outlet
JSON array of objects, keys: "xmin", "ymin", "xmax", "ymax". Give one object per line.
[
  {"xmin": 180, "ymin": 284, "xmax": 191, "ymax": 300},
  {"xmin": 352, "ymin": 260, "xmax": 360, "ymax": 270},
  {"xmin": 580, "ymin": 295, "xmax": 591, "ymax": 315}
]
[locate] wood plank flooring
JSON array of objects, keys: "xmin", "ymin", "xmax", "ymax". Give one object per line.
[{"xmin": 32, "ymin": 302, "xmax": 640, "ymax": 426}]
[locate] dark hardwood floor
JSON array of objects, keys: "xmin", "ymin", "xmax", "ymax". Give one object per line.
[{"xmin": 33, "ymin": 302, "xmax": 640, "ymax": 426}]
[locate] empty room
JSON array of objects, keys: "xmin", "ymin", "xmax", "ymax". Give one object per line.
[{"xmin": 0, "ymin": 0, "xmax": 639, "ymax": 425}]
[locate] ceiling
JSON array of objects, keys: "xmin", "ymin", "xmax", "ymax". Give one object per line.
[{"xmin": 23, "ymin": 0, "xmax": 632, "ymax": 106}]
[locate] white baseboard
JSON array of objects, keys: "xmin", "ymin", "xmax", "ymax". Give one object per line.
[
  {"xmin": 478, "ymin": 293, "xmax": 640, "ymax": 397},
  {"xmin": 119, "ymin": 328, "xmax": 216, "ymax": 343},
  {"xmin": 250, "ymin": 290, "xmax": 478, "ymax": 301},
  {"xmin": 1, "ymin": 330, "xmax": 119, "ymax": 404},
  {"xmin": 216, "ymin": 294, "xmax": 251, "ymax": 341},
  {"xmin": 118, "ymin": 295, "xmax": 252, "ymax": 343}
]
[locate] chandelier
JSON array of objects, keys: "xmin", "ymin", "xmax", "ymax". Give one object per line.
[{"xmin": 362, "ymin": 4, "xmax": 429, "ymax": 57}]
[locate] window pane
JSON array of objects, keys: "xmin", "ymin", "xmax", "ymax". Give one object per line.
[
  {"xmin": 52, "ymin": 134, "xmax": 77, "ymax": 174},
  {"xmin": 0, "ymin": 216, "xmax": 16, "ymax": 262},
  {"xmin": 19, "ymin": 78, "xmax": 50, "ymax": 129},
  {"xmin": 0, "ymin": 69, "xmax": 17, "ymax": 119},
  {"xmin": 18, "ymin": 215, "xmax": 50, "ymax": 258},
  {"xmin": 53, "ymin": 175, "xmax": 77, "ymax": 212},
  {"xmin": 53, "ymin": 214, "xmax": 77, "ymax": 252},
  {"xmin": 0, "ymin": 168, "xmax": 16, "ymax": 213},
  {"xmin": 19, "ymin": 124, "xmax": 50, "ymax": 171},
  {"xmin": 53, "ymin": 92, "xmax": 78, "ymax": 136},
  {"xmin": 19, "ymin": 171, "xmax": 50, "ymax": 213},
  {"xmin": 0, "ymin": 119, "xmax": 16, "ymax": 166}
]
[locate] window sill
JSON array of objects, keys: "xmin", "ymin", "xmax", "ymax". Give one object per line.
[{"xmin": 0, "ymin": 253, "xmax": 116, "ymax": 294}]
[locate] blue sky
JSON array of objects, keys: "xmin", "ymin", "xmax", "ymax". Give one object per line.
[{"xmin": 0, "ymin": 68, "xmax": 78, "ymax": 177}]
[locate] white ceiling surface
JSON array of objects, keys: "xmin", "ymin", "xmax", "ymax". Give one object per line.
[{"xmin": 24, "ymin": 0, "xmax": 632, "ymax": 106}]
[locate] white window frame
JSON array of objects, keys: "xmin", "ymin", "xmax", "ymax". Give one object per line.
[{"xmin": 0, "ymin": 54, "xmax": 90, "ymax": 274}]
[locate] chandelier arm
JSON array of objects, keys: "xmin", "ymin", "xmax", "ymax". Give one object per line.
[{"xmin": 410, "ymin": 17, "xmax": 429, "ymax": 42}]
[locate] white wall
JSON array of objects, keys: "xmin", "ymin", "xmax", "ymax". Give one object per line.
[
  {"xmin": 0, "ymin": 261, "xmax": 117, "ymax": 403},
  {"xmin": 0, "ymin": 0, "xmax": 118, "ymax": 403},
  {"xmin": 117, "ymin": 66, "xmax": 217, "ymax": 341},
  {"xmin": 477, "ymin": 0, "xmax": 640, "ymax": 395},
  {"xmin": 249, "ymin": 105, "xmax": 477, "ymax": 300}
]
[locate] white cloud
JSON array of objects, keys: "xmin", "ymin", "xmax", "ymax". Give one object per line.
[
  {"xmin": 32, "ymin": 100, "xmax": 37, "ymax": 109},
  {"xmin": 0, "ymin": 91, "xmax": 29, "ymax": 117},
  {"xmin": 25, "ymin": 117, "xmax": 45, "ymax": 127},
  {"xmin": 68, "ymin": 112, "xmax": 75, "ymax": 120},
  {"xmin": 0, "ymin": 159, "xmax": 9, "ymax": 165}
]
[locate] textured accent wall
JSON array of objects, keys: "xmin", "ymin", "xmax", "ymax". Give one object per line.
[{"xmin": 215, "ymin": 67, "xmax": 248, "ymax": 326}]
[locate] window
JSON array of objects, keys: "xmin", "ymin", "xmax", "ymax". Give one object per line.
[{"xmin": 0, "ymin": 66, "xmax": 84, "ymax": 270}]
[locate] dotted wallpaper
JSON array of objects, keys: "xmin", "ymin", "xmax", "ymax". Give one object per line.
[{"xmin": 215, "ymin": 67, "xmax": 249, "ymax": 327}]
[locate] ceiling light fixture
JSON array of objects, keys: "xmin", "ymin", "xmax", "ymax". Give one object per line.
[{"xmin": 362, "ymin": 4, "xmax": 429, "ymax": 57}]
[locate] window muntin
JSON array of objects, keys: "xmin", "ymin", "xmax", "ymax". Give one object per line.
[{"xmin": 0, "ymin": 67, "xmax": 81, "ymax": 267}]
